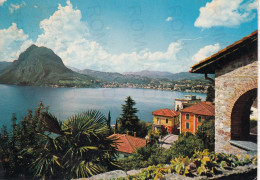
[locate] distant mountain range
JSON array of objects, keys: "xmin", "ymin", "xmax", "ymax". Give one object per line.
[
  {"xmin": 78, "ymin": 69, "xmax": 152, "ymax": 84},
  {"xmin": 78, "ymin": 69, "xmax": 214, "ymax": 82},
  {"xmin": 0, "ymin": 45, "xmax": 213, "ymax": 87},
  {"xmin": 0, "ymin": 45, "xmax": 97, "ymax": 87},
  {"xmin": 123, "ymin": 70, "xmax": 214, "ymax": 81}
]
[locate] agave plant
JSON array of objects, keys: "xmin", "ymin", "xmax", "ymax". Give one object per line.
[{"xmin": 31, "ymin": 110, "xmax": 118, "ymax": 179}]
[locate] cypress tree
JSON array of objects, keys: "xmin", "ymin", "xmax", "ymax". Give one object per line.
[
  {"xmin": 206, "ymin": 86, "xmax": 215, "ymax": 102},
  {"xmin": 115, "ymin": 119, "xmax": 118, "ymax": 134},
  {"xmin": 107, "ymin": 111, "xmax": 111, "ymax": 134}
]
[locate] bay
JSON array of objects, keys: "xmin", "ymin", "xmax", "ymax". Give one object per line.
[{"xmin": 0, "ymin": 84, "xmax": 206, "ymax": 128}]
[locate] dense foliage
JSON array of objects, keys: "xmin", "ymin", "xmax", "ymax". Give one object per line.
[
  {"xmin": 196, "ymin": 118, "xmax": 215, "ymax": 151},
  {"xmin": 119, "ymin": 144, "xmax": 171, "ymax": 171},
  {"xmin": 169, "ymin": 132, "xmax": 204, "ymax": 158},
  {"xmin": 127, "ymin": 150, "xmax": 257, "ymax": 179},
  {"xmin": 120, "ymin": 119, "xmax": 216, "ymax": 171},
  {"xmin": 0, "ymin": 103, "xmax": 118, "ymax": 179}
]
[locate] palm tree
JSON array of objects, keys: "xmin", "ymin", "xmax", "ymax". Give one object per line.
[{"xmin": 30, "ymin": 110, "xmax": 119, "ymax": 179}]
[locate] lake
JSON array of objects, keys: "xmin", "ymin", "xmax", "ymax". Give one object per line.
[{"xmin": 0, "ymin": 84, "xmax": 206, "ymax": 128}]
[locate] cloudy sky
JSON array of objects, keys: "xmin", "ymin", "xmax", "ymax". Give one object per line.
[{"xmin": 0, "ymin": 0, "xmax": 258, "ymax": 73}]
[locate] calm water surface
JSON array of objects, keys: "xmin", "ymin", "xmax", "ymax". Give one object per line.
[{"xmin": 0, "ymin": 85, "xmax": 206, "ymax": 128}]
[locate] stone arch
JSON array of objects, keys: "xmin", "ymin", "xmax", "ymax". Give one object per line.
[{"xmin": 226, "ymin": 79, "xmax": 257, "ymax": 141}]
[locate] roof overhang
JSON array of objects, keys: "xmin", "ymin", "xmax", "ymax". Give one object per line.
[{"xmin": 190, "ymin": 30, "xmax": 258, "ymax": 74}]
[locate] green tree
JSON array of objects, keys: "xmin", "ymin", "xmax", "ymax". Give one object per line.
[
  {"xmin": 169, "ymin": 132, "xmax": 204, "ymax": 158},
  {"xmin": 1, "ymin": 103, "xmax": 49, "ymax": 178},
  {"xmin": 196, "ymin": 118, "xmax": 215, "ymax": 151},
  {"xmin": 30, "ymin": 110, "xmax": 118, "ymax": 179},
  {"xmin": 118, "ymin": 96, "xmax": 140, "ymax": 134},
  {"xmin": 206, "ymin": 86, "xmax": 215, "ymax": 102}
]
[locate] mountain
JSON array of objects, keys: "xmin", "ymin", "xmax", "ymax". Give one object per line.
[
  {"xmin": 0, "ymin": 45, "xmax": 98, "ymax": 87},
  {"xmin": 123, "ymin": 70, "xmax": 214, "ymax": 80},
  {"xmin": 79, "ymin": 69, "xmax": 152, "ymax": 84},
  {"xmin": 67, "ymin": 66, "xmax": 80, "ymax": 72},
  {"xmin": 0, "ymin": 61, "xmax": 12, "ymax": 74}
]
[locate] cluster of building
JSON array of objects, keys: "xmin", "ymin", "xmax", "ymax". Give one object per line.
[
  {"xmin": 173, "ymin": 84, "xmax": 209, "ymax": 93},
  {"xmin": 110, "ymin": 95, "xmax": 215, "ymax": 158},
  {"xmin": 152, "ymin": 95, "xmax": 215, "ymax": 135}
]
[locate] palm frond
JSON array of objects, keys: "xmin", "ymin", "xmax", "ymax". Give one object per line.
[{"xmin": 41, "ymin": 112, "xmax": 62, "ymax": 135}]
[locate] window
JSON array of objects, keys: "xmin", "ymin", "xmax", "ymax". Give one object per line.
[
  {"xmin": 186, "ymin": 122, "xmax": 190, "ymax": 129},
  {"xmin": 198, "ymin": 116, "xmax": 202, "ymax": 123},
  {"xmin": 157, "ymin": 118, "xmax": 160, "ymax": 124},
  {"xmin": 166, "ymin": 119, "xmax": 168, "ymax": 124},
  {"xmin": 186, "ymin": 113, "xmax": 190, "ymax": 120}
]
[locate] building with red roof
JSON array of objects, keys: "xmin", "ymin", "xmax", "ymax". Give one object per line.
[
  {"xmin": 152, "ymin": 108, "xmax": 179, "ymax": 134},
  {"xmin": 109, "ymin": 133, "xmax": 147, "ymax": 158},
  {"xmin": 180, "ymin": 101, "xmax": 215, "ymax": 134}
]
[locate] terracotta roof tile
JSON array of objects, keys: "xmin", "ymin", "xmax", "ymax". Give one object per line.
[
  {"xmin": 152, "ymin": 108, "xmax": 179, "ymax": 117},
  {"xmin": 109, "ymin": 134, "xmax": 147, "ymax": 154},
  {"xmin": 180, "ymin": 101, "xmax": 215, "ymax": 116}
]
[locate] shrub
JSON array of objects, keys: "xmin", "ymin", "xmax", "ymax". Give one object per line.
[
  {"xmin": 196, "ymin": 118, "xmax": 215, "ymax": 151},
  {"xmin": 169, "ymin": 132, "xmax": 204, "ymax": 158},
  {"xmin": 127, "ymin": 151, "xmax": 257, "ymax": 179},
  {"xmin": 119, "ymin": 144, "xmax": 171, "ymax": 171}
]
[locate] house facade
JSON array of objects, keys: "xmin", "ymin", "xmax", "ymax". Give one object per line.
[
  {"xmin": 180, "ymin": 101, "xmax": 215, "ymax": 134},
  {"xmin": 175, "ymin": 95, "xmax": 201, "ymax": 111},
  {"xmin": 152, "ymin": 108, "xmax": 179, "ymax": 134}
]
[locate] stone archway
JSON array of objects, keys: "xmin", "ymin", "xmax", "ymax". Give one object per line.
[
  {"xmin": 230, "ymin": 88, "xmax": 257, "ymax": 141},
  {"xmin": 215, "ymin": 79, "xmax": 257, "ymax": 154}
]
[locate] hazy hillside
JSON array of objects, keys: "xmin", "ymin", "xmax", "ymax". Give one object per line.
[
  {"xmin": 79, "ymin": 69, "xmax": 152, "ymax": 84},
  {"xmin": 123, "ymin": 70, "xmax": 214, "ymax": 80},
  {"xmin": 0, "ymin": 45, "xmax": 99, "ymax": 87},
  {"xmin": 0, "ymin": 61, "xmax": 12, "ymax": 75}
]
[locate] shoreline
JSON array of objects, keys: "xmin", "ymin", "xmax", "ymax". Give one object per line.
[{"xmin": 0, "ymin": 83, "xmax": 207, "ymax": 94}]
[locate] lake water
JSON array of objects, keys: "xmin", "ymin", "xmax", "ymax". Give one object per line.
[{"xmin": 0, "ymin": 84, "xmax": 206, "ymax": 128}]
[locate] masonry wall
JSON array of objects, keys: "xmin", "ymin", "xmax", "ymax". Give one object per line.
[{"xmin": 215, "ymin": 48, "xmax": 258, "ymax": 154}]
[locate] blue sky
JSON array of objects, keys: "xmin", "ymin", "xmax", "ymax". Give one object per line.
[{"xmin": 0, "ymin": 0, "xmax": 258, "ymax": 73}]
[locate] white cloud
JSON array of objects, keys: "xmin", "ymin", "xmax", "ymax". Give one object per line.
[
  {"xmin": 9, "ymin": 1, "xmax": 26, "ymax": 13},
  {"xmin": 192, "ymin": 43, "xmax": 220, "ymax": 62},
  {"xmin": 0, "ymin": 0, "xmax": 7, "ymax": 6},
  {"xmin": 195, "ymin": 0, "xmax": 257, "ymax": 28},
  {"xmin": 166, "ymin": 17, "xmax": 173, "ymax": 22},
  {"xmin": 0, "ymin": 1, "xmax": 183, "ymax": 72},
  {"xmin": 30, "ymin": 1, "xmax": 183, "ymax": 72},
  {"xmin": 0, "ymin": 23, "xmax": 29, "ymax": 61}
]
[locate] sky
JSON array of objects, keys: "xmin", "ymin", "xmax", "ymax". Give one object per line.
[{"xmin": 0, "ymin": 0, "xmax": 258, "ymax": 73}]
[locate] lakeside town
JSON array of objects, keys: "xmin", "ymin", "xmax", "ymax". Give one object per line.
[{"xmin": 102, "ymin": 79, "xmax": 212, "ymax": 94}]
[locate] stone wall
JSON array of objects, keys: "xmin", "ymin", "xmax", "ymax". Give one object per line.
[
  {"xmin": 77, "ymin": 164, "xmax": 257, "ymax": 180},
  {"xmin": 215, "ymin": 49, "xmax": 258, "ymax": 154}
]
